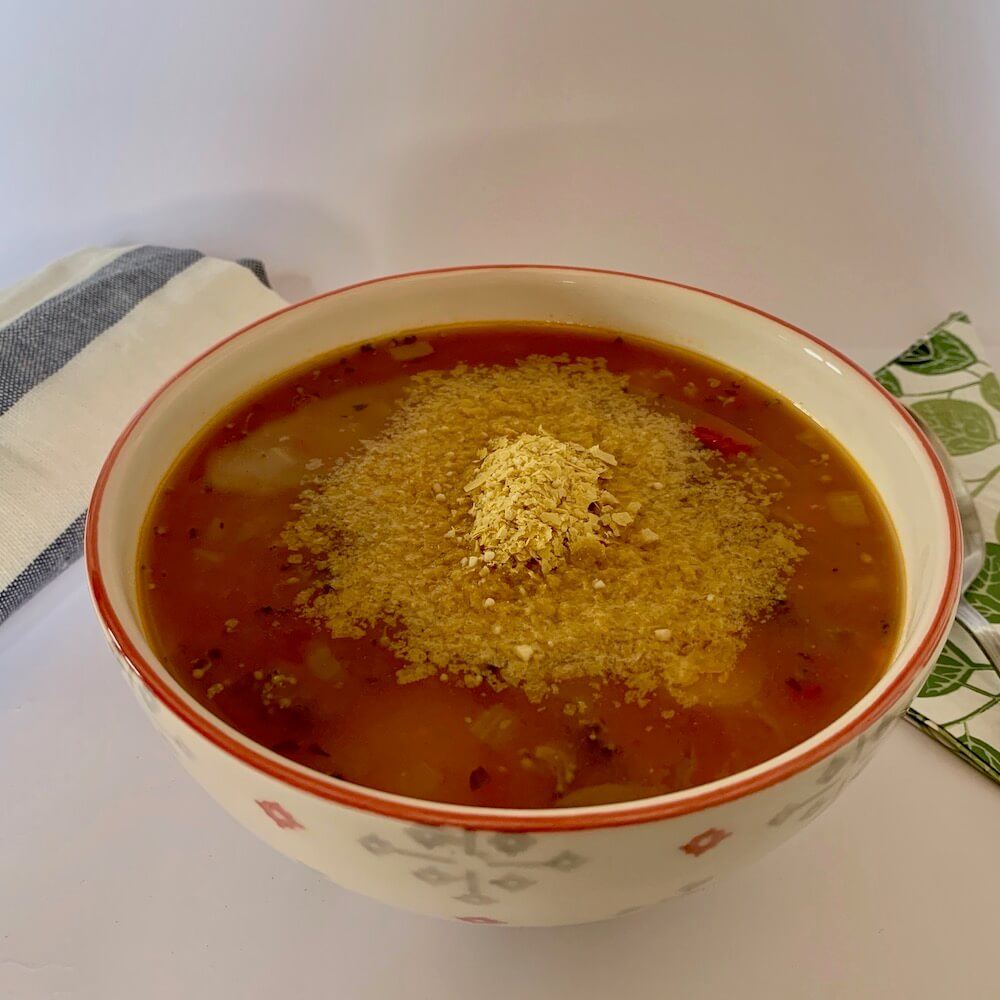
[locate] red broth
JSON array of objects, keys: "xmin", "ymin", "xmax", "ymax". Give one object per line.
[{"xmin": 138, "ymin": 325, "xmax": 902, "ymax": 808}]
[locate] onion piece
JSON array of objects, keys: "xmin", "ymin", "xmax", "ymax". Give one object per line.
[
  {"xmin": 205, "ymin": 442, "xmax": 302, "ymax": 495},
  {"xmin": 203, "ymin": 384, "xmax": 405, "ymax": 495},
  {"xmin": 388, "ymin": 341, "xmax": 434, "ymax": 362},
  {"xmin": 826, "ymin": 490, "xmax": 869, "ymax": 527}
]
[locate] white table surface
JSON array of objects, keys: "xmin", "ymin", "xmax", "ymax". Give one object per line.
[{"xmin": 3, "ymin": 2, "xmax": 1000, "ymax": 997}]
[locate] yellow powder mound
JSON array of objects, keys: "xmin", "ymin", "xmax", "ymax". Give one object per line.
[
  {"xmin": 464, "ymin": 431, "xmax": 620, "ymax": 573},
  {"xmin": 284, "ymin": 355, "xmax": 804, "ymax": 704}
]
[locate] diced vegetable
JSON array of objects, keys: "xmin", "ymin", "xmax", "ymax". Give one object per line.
[
  {"xmin": 205, "ymin": 442, "xmax": 303, "ymax": 495},
  {"xmin": 398, "ymin": 760, "xmax": 444, "ymax": 798},
  {"xmin": 795, "ymin": 429, "xmax": 826, "ymax": 452},
  {"xmin": 683, "ymin": 669, "xmax": 760, "ymax": 708},
  {"xmin": 304, "ymin": 641, "xmax": 345, "ymax": 684},
  {"xmin": 388, "ymin": 340, "xmax": 434, "ymax": 362},
  {"xmin": 692, "ymin": 425, "xmax": 752, "ymax": 457},
  {"xmin": 469, "ymin": 704, "xmax": 519, "ymax": 748},
  {"xmin": 192, "ymin": 548, "xmax": 224, "ymax": 566},
  {"xmin": 530, "ymin": 744, "xmax": 577, "ymax": 793},
  {"xmin": 826, "ymin": 490, "xmax": 869, "ymax": 527},
  {"xmin": 556, "ymin": 783, "xmax": 655, "ymax": 808}
]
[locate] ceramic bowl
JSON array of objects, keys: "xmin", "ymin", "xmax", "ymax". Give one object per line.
[{"xmin": 86, "ymin": 266, "xmax": 961, "ymax": 926}]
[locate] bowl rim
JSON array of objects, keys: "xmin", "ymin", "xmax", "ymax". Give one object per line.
[{"xmin": 85, "ymin": 264, "xmax": 962, "ymax": 832}]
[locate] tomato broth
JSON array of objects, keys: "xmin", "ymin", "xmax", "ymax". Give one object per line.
[{"xmin": 139, "ymin": 324, "xmax": 903, "ymax": 809}]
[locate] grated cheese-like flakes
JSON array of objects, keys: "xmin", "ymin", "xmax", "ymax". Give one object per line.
[
  {"xmin": 284, "ymin": 355, "xmax": 804, "ymax": 703},
  {"xmin": 464, "ymin": 431, "xmax": 617, "ymax": 573}
]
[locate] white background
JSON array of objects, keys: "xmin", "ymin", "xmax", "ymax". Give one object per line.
[{"xmin": 2, "ymin": 1, "xmax": 999, "ymax": 997}]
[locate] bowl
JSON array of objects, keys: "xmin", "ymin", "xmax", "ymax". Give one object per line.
[{"xmin": 86, "ymin": 266, "xmax": 961, "ymax": 926}]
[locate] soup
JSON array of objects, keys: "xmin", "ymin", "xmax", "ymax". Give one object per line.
[{"xmin": 139, "ymin": 324, "xmax": 902, "ymax": 809}]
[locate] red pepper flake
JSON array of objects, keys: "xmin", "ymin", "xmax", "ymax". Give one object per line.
[
  {"xmin": 786, "ymin": 676, "xmax": 823, "ymax": 700},
  {"xmin": 469, "ymin": 766, "xmax": 491, "ymax": 791},
  {"xmin": 693, "ymin": 425, "xmax": 752, "ymax": 458}
]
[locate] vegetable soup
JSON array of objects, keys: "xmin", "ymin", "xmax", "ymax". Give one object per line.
[{"xmin": 139, "ymin": 324, "xmax": 902, "ymax": 809}]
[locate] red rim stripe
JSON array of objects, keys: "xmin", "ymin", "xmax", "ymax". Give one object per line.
[{"xmin": 85, "ymin": 265, "xmax": 962, "ymax": 832}]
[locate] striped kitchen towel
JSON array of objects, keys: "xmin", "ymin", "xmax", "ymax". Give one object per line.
[{"xmin": 0, "ymin": 246, "xmax": 286, "ymax": 627}]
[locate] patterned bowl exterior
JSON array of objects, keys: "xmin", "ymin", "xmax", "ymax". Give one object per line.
[{"xmin": 111, "ymin": 637, "xmax": 919, "ymax": 925}]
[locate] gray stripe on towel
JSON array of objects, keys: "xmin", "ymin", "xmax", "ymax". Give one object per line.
[
  {"xmin": 0, "ymin": 245, "xmax": 202, "ymax": 420},
  {"xmin": 0, "ymin": 512, "xmax": 86, "ymax": 625},
  {"xmin": 237, "ymin": 258, "xmax": 271, "ymax": 288}
]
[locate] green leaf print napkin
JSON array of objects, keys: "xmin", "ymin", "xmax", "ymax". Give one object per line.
[{"xmin": 875, "ymin": 313, "xmax": 1000, "ymax": 782}]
